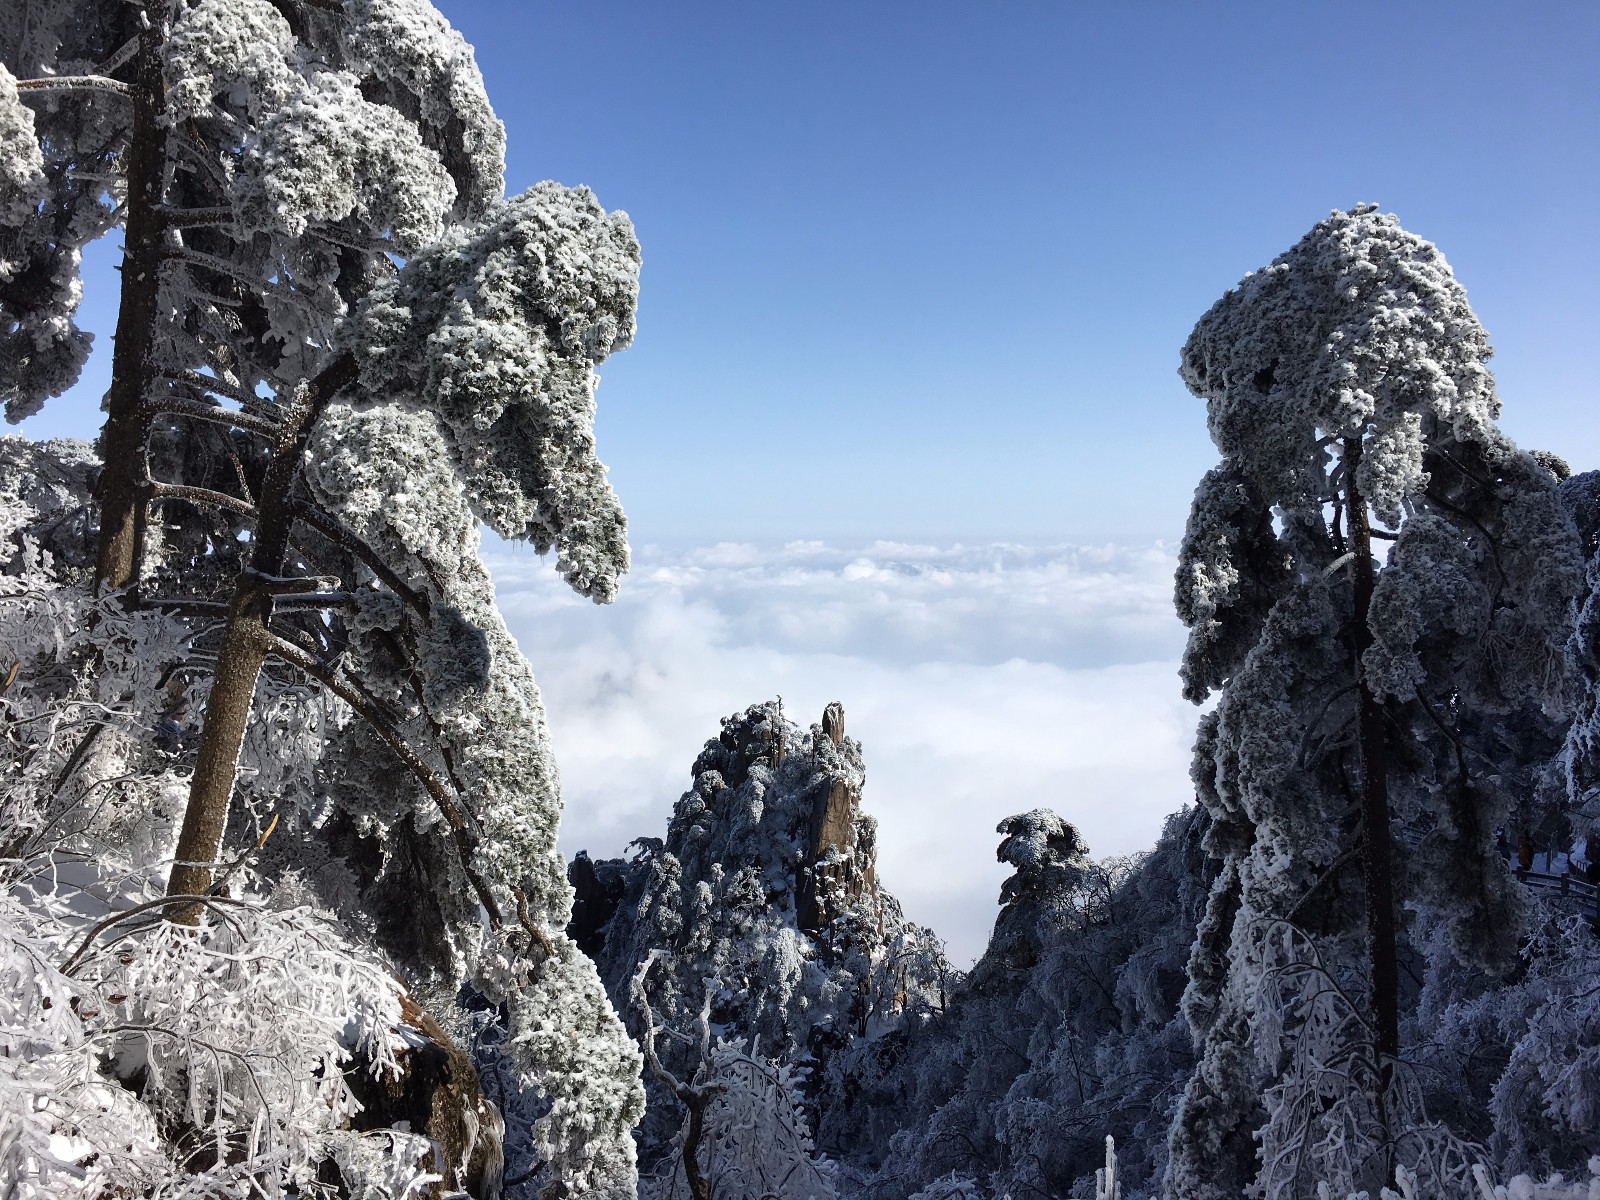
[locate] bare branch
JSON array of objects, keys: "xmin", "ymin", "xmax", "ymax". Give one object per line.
[
  {"xmin": 245, "ymin": 569, "xmax": 343, "ymax": 596},
  {"xmin": 160, "ymin": 368, "xmax": 261, "ymax": 408},
  {"xmin": 512, "ymin": 885, "xmax": 556, "ymax": 958},
  {"xmin": 142, "ymin": 395, "xmax": 280, "ymax": 439},
  {"xmin": 292, "ymin": 502, "xmax": 431, "ymax": 617},
  {"xmin": 61, "ymin": 895, "xmax": 259, "ymax": 975},
  {"xmin": 632, "ymin": 951, "xmax": 690, "ymax": 1099},
  {"xmin": 145, "ymin": 480, "xmax": 256, "ymax": 518},
  {"xmin": 94, "ymin": 35, "xmax": 142, "ymax": 76},
  {"xmin": 158, "ymin": 205, "xmax": 237, "ymax": 230},
  {"xmin": 165, "ymin": 248, "xmax": 261, "ymax": 288},
  {"xmin": 141, "ymin": 598, "xmax": 232, "ymax": 618},
  {"xmin": 270, "ymin": 591, "xmax": 357, "ymax": 610}
]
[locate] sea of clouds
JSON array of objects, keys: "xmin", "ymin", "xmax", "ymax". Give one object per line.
[{"xmin": 484, "ymin": 538, "xmax": 1201, "ymax": 967}]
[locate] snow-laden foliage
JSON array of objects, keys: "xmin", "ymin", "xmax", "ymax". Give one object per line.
[
  {"xmin": 165, "ymin": 0, "xmax": 456, "ymax": 251},
  {"xmin": 1249, "ymin": 921, "xmax": 1485, "ymax": 1200},
  {"xmin": 0, "ymin": 891, "xmax": 443, "ymax": 1200},
  {"xmin": 351, "ymin": 181, "xmax": 640, "ymax": 599},
  {"xmin": 1168, "ymin": 206, "xmax": 1588, "ymax": 1199},
  {"xmin": 905, "ymin": 1176, "xmax": 984, "ymax": 1200},
  {"xmin": 305, "ymin": 401, "xmax": 644, "ymax": 1197},
  {"xmin": 1560, "ymin": 471, "xmax": 1600, "ymax": 820},
  {"xmin": 630, "ymin": 950, "xmax": 838, "ymax": 1200},
  {"xmin": 335, "ymin": 0, "xmax": 506, "ymax": 214},
  {"xmin": 871, "ymin": 808, "xmax": 1213, "ymax": 1200},
  {"xmin": 1179, "ymin": 206, "xmax": 1582, "ymax": 717},
  {"xmin": 0, "ymin": 4, "xmax": 130, "ymax": 422},
  {"xmin": 11, "ymin": 3, "xmax": 649, "ymax": 1191},
  {"xmin": 0, "ymin": 0, "xmax": 501, "ymax": 450},
  {"xmin": 1408, "ymin": 896, "xmax": 1600, "ymax": 1185},
  {"xmin": 1174, "ymin": 463, "xmax": 1292, "ymax": 703},
  {"xmin": 641, "ymin": 1039, "xmax": 839, "ymax": 1200},
  {"xmin": 0, "ymin": 451, "xmax": 448, "ymax": 1199},
  {"xmin": 0, "ymin": 441, "xmax": 192, "ymax": 861},
  {"xmin": 0, "ymin": 62, "xmax": 45, "ymax": 221},
  {"xmin": 1180, "ymin": 206, "xmax": 1498, "ymax": 522}
]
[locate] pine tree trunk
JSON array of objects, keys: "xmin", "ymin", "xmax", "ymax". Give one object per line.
[
  {"xmin": 95, "ymin": 21, "xmax": 168, "ymax": 593},
  {"xmin": 166, "ymin": 355, "xmax": 356, "ymax": 909},
  {"xmin": 1341, "ymin": 436, "xmax": 1400, "ymax": 1116},
  {"xmin": 681, "ymin": 1094, "xmax": 713, "ymax": 1200}
]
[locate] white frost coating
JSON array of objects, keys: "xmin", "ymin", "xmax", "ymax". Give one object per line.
[
  {"xmin": 1, "ymin": 4, "xmax": 126, "ymax": 421},
  {"xmin": 1565, "ymin": 550, "xmax": 1600, "ymax": 812},
  {"xmin": 1181, "ymin": 205, "xmax": 1497, "ymax": 522},
  {"xmin": 338, "ymin": 0, "xmax": 506, "ymax": 214},
  {"xmin": 250, "ymin": 68, "xmax": 455, "ymax": 250},
  {"xmin": 0, "ymin": 231, "xmax": 90, "ymax": 422},
  {"xmin": 324, "ymin": 1130, "xmax": 444, "ymax": 1200},
  {"xmin": 995, "ymin": 807, "xmax": 1087, "ymax": 886},
  {"xmin": 592, "ymin": 702, "xmax": 947, "ymax": 1179},
  {"xmin": 164, "ymin": 0, "xmax": 457, "ymax": 251},
  {"xmin": 0, "ymin": 59, "xmax": 110, "ymax": 420},
  {"xmin": 163, "ymin": 0, "xmax": 298, "ymax": 121},
  {"xmin": 643, "ymin": 1039, "xmax": 838, "ymax": 1200},
  {"xmin": 0, "ymin": 890, "xmax": 440, "ymax": 1200},
  {"xmin": 353, "ymin": 181, "xmax": 640, "ymax": 599},
  {"xmin": 305, "ymin": 402, "xmax": 644, "ymax": 1197},
  {"xmin": 0, "ymin": 567, "xmax": 430, "ymax": 1198},
  {"xmin": 306, "ymin": 402, "xmax": 567, "ymax": 915},
  {"xmin": 1175, "ymin": 464, "xmax": 1292, "ymax": 701},
  {"xmin": 1362, "ymin": 513, "xmax": 1486, "ymax": 702},
  {"xmin": 0, "ymin": 460, "xmax": 443, "ymax": 1196},
  {"xmin": 0, "ymin": 62, "xmax": 46, "ymax": 222},
  {"xmin": 1361, "ymin": 411, "xmax": 1426, "ymax": 529}
]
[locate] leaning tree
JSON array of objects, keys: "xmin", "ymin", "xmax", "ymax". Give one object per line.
[
  {"xmin": 2, "ymin": 1, "xmax": 649, "ymax": 1193},
  {"xmin": 1165, "ymin": 205, "xmax": 1585, "ymax": 1200}
]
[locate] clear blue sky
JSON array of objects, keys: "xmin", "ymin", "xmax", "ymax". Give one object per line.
[{"xmin": 22, "ymin": 0, "xmax": 1599, "ymax": 544}]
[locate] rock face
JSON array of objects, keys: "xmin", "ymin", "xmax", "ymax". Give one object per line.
[
  {"xmin": 569, "ymin": 700, "xmax": 947, "ymax": 1167},
  {"xmin": 791, "ymin": 702, "xmax": 877, "ymax": 935}
]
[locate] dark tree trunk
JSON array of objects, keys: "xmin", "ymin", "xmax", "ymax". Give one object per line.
[
  {"xmin": 96, "ymin": 22, "xmax": 169, "ymax": 593},
  {"xmin": 166, "ymin": 355, "xmax": 356, "ymax": 908},
  {"xmin": 1341, "ymin": 436, "xmax": 1400, "ymax": 1134},
  {"xmin": 680, "ymin": 1092, "xmax": 713, "ymax": 1200}
]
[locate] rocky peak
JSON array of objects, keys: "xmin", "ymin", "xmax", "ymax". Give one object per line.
[
  {"xmin": 567, "ymin": 700, "xmax": 947, "ymax": 1166},
  {"xmin": 796, "ymin": 701, "xmax": 878, "ymax": 934}
]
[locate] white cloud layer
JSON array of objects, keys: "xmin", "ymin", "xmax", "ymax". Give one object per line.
[{"xmin": 484, "ymin": 538, "xmax": 1200, "ymax": 967}]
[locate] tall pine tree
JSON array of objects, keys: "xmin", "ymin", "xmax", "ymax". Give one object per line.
[{"xmin": 1167, "ymin": 205, "xmax": 1584, "ymax": 1199}]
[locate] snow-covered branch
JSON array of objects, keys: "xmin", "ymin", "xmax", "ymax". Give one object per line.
[{"xmin": 13, "ymin": 75, "xmax": 130, "ymax": 98}]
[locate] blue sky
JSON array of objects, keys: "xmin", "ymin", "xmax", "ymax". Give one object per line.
[
  {"xmin": 22, "ymin": 0, "xmax": 1599, "ymax": 544},
  {"xmin": 480, "ymin": 0, "xmax": 1600, "ymax": 542}
]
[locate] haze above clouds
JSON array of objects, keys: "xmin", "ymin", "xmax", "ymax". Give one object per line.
[{"xmin": 487, "ymin": 538, "xmax": 1198, "ymax": 967}]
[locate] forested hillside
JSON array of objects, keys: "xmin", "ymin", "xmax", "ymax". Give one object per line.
[{"xmin": 3, "ymin": 3, "xmax": 1598, "ymax": 1199}]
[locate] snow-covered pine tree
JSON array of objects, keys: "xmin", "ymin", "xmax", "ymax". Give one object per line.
[
  {"xmin": 1560, "ymin": 469, "xmax": 1600, "ymax": 825},
  {"xmin": 1168, "ymin": 205, "xmax": 1585, "ymax": 1199},
  {"xmin": 3, "ymin": 3, "xmax": 647, "ymax": 1193},
  {"xmin": 629, "ymin": 950, "xmax": 839, "ymax": 1200},
  {"xmin": 3, "ymin": 0, "xmax": 505, "ymax": 593},
  {"xmin": 872, "ymin": 807, "xmax": 1213, "ymax": 1200}
]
